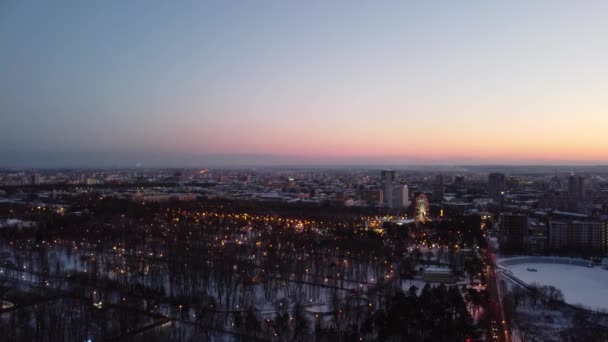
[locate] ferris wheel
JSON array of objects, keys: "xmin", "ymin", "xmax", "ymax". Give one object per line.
[{"xmin": 414, "ymin": 193, "xmax": 430, "ymax": 223}]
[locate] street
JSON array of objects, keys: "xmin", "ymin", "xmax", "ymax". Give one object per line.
[{"xmin": 483, "ymin": 236, "xmax": 510, "ymax": 342}]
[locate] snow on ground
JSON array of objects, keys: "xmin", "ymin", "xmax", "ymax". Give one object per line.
[
  {"xmin": 303, "ymin": 303, "xmax": 332, "ymax": 314},
  {"xmin": 1, "ymin": 300, "xmax": 14, "ymax": 310},
  {"xmin": 507, "ymin": 263, "xmax": 608, "ymax": 311},
  {"xmin": 512, "ymin": 307, "xmax": 570, "ymax": 342}
]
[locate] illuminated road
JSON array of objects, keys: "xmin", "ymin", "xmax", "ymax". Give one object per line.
[{"xmin": 483, "ymin": 237, "xmax": 510, "ymax": 342}]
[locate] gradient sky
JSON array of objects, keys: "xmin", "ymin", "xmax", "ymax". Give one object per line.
[{"xmin": 2, "ymin": 1, "xmax": 608, "ymax": 167}]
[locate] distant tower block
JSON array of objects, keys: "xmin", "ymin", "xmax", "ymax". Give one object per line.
[{"xmin": 381, "ymin": 170, "xmax": 396, "ymax": 208}]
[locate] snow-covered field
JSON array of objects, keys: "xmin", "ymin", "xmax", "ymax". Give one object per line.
[{"xmin": 507, "ymin": 263, "xmax": 608, "ymax": 311}]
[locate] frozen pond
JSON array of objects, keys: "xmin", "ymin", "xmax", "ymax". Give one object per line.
[{"xmin": 508, "ymin": 262, "xmax": 608, "ymax": 311}]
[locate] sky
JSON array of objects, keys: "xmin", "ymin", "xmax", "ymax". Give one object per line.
[{"xmin": 1, "ymin": 1, "xmax": 608, "ymax": 167}]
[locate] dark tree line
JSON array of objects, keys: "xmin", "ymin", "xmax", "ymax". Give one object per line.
[{"xmin": 373, "ymin": 284, "xmax": 477, "ymax": 341}]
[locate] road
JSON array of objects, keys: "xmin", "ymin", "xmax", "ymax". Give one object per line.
[{"xmin": 483, "ymin": 236, "xmax": 510, "ymax": 342}]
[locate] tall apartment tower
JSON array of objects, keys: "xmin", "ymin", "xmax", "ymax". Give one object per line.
[
  {"xmin": 381, "ymin": 170, "xmax": 396, "ymax": 208},
  {"xmin": 392, "ymin": 184, "xmax": 410, "ymax": 209},
  {"xmin": 433, "ymin": 174, "xmax": 444, "ymax": 203},
  {"xmin": 499, "ymin": 213, "xmax": 528, "ymax": 251},
  {"xmin": 568, "ymin": 174, "xmax": 586, "ymax": 200},
  {"xmin": 488, "ymin": 173, "xmax": 506, "ymax": 199},
  {"xmin": 549, "ymin": 220, "xmax": 606, "ymax": 255},
  {"xmin": 30, "ymin": 173, "xmax": 41, "ymax": 185}
]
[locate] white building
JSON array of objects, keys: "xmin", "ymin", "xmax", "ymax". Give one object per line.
[{"xmin": 392, "ymin": 184, "xmax": 410, "ymax": 209}]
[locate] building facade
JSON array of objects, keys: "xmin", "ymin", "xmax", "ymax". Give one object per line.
[
  {"xmin": 488, "ymin": 173, "xmax": 506, "ymax": 200},
  {"xmin": 381, "ymin": 170, "xmax": 396, "ymax": 208},
  {"xmin": 433, "ymin": 174, "xmax": 444, "ymax": 203},
  {"xmin": 549, "ymin": 220, "xmax": 607, "ymax": 255},
  {"xmin": 568, "ymin": 174, "xmax": 586, "ymax": 200},
  {"xmin": 392, "ymin": 184, "xmax": 410, "ymax": 210},
  {"xmin": 499, "ymin": 213, "xmax": 528, "ymax": 252}
]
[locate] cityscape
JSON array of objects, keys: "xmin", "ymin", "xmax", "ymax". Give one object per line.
[
  {"xmin": 2, "ymin": 1, "xmax": 608, "ymax": 342},
  {"xmin": 1, "ymin": 167, "xmax": 608, "ymax": 341}
]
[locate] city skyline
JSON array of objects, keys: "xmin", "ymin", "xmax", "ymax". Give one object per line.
[
  {"xmin": 2, "ymin": 1, "xmax": 608, "ymax": 167},
  {"xmin": 3, "ymin": 3, "xmax": 608, "ymax": 339}
]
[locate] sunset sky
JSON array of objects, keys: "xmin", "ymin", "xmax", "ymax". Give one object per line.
[{"xmin": 1, "ymin": 1, "xmax": 608, "ymax": 167}]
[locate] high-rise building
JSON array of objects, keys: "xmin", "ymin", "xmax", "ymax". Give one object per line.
[
  {"xmin": 568, "ymin": 174, "xmax": 586, "ymax": 200},
  {"xmin": 549, "ymin": 220, "xmax": 606, "ymax": 255},
  {"xmin": 433, "ymin": 174, "xmax": 444, "ymax": 203},
  {"xmin": 361, "ymin": 189, "xmax": 384, "ymax": 206},
  {"xmin": 454, "ymin": 175, "xmax": 465, "ymax": 185},
  {"xmin": 285, "ymin": 177, "xmax": 297, "ymax": 191},
  {"xmin": 30, "ymin": 173, "xmax": 41, "ymax": 185},
  {"xmin": 461, "ymin": 214, "xmax": 482, "ymax": 244},
  {"xmin": 488, "ymin": 173, "xmax": 506, "ymax": 199},
  {"xmin": 392, "ymin": 184, "xmax": 410, "ymax": 209},
  {"xmin": 499, "ymin": 213, "xmax": 528, "ymax": 251},
  {"xmin": 381, "ymin": 170, "xmax": 396, "ymax": 208}
]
